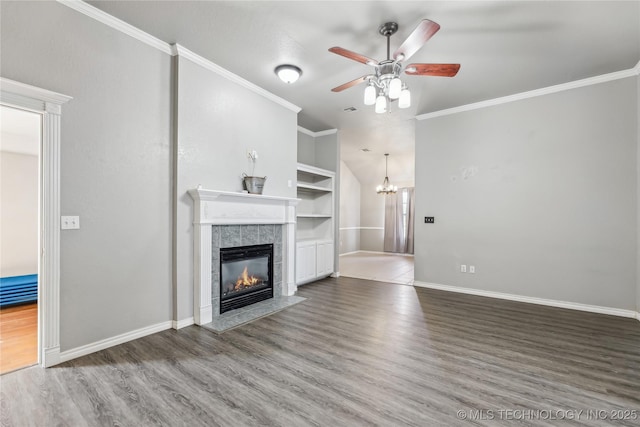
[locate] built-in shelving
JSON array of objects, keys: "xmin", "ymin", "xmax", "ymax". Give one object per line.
[
  {"xmin": 296, "ymin": 163, "xmax": 335, "ymax": 285},
  {"xmin": 296, "ymin": 183, "xmax": 332, "ymax": 193}
]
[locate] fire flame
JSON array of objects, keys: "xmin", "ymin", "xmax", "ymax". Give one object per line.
[{"xmin": 235, "ymin": 266, "xmax": 260, "ymax": 290}]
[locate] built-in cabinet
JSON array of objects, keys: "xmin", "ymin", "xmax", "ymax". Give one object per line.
[{"xmin": 296, "ymin": 163, "xmax": 335, "ymax": 285}]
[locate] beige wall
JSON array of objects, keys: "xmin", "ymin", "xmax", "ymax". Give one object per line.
[{"xmin": 0, "ymin": 152, "xmax": 38, "ymax": 277}]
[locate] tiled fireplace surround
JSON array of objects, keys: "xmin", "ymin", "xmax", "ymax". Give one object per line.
[
  {"xmin": 189, "ymin": 188, "xmax": 302, "ymax": 330},
  {"xmin": 210, "ymin": 224, "xmax": 284, "ymax": 316}
]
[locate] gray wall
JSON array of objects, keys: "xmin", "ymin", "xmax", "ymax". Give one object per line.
[
  {"xmin": 176, "ymin": 57, "xmax": 297, "ymax": 321},
  {"xmin": 1, "ymin": 2, "xmax": 172, "ymax": 350},
  {"xmin": 637, "ymin": 74, "xmax": 640, "ymax": 313},
  {"xmin": 415, "ymin": 77, "xmax": 638, "ymax": 311},
  {"xmin": 359, "ymin": 191, "xmax": 385, "ymax": 252},
  {"xmin": 297, "ymin": 131, "xmax": 315, "ymax": 166},
  {"xmin": 339, "ymin": 161, "xmax": 361, "ymax": 254},
  {"xmin": 314, "ymin": 133, "xmax": 338, "ymax": 172},
  {"xmin": 315, "ymin": 132, "xmax": 341, "ymax": 271},
  {"xmin": 0, "ymin": 152, "xmax": 38, "ymax": 277}
]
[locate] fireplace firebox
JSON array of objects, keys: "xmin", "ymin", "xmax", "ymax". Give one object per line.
[{"xmin": 220, "ymin": 244, "xmax": 274, "ymax": 314}]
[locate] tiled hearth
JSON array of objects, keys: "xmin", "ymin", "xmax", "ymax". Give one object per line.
[{"xmin": 189, "ymin": 188, "xmax": 304, "ymax": 332}]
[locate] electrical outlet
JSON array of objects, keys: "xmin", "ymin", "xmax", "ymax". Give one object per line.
[
  {"xmin": 460, "ymin": 264, "xmax": 467, "ymax": 273},
  {"xmin": 425, "ymin": 217, "xmax": 435, "ymax": 224},
  {"xmin": 469, "ymin": 265, "xmax": 476, "ymax": 274},
  {"xmin": 61, "ymin": 215, "xmax": 80, "ymax": 230}
]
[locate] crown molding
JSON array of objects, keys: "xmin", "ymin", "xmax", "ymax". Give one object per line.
[
  {"xmin": 57, "ymin": 1, "xmax": 173, "ymax": 55},
  {"xmin": 1, "ymin": 77, "xmax": 72, "ymax": 105},
  {"xmin": 174, "ymin": 44, "xmax": 301, "ymax": 114},
  {"xmin": 315, "ymin": 129, "xmax": 339, "ymax": 137},
  {"xmin": 56, "ymin": 2, "xmax": 300, "ymax": 114},
  {"xmin": 297, "ymin": 126, "xmax": 338, "ymax": 137},
  {"xmin": 417, "ymin": 66, "xmax": 639, "ymax": 121},
  {"xmin": 297, "ymin": 126, "xmax": 315, "ymax": 137}
]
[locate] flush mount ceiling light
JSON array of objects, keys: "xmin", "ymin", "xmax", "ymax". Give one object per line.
[
  {"xmin": 329, "ymin": 19, "xmax": 460, "ymax": 114},
  {"xmin": 376, "ymin": 153, "xmax": 398, "ymax": 195},
  {"xmin": 275, "ymin": 64, "xmax": 302, "ymax": 84}
]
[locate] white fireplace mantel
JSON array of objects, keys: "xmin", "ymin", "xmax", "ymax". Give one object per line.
[{"xmin": 188, "ymin": 187, "xmax": 299, "ymax": 325}]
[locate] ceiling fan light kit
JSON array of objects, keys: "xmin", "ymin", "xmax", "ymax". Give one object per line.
[
  {"xmin": 375, "ymin": 93, "xmax": 387, "ymax": 114},
  {"xmin": 274, "ymin": 64, "xmax": 302, "ymax": 84},
  {"xmin": 329, "ymin": 19, "xmax": 460, "ymax": 114},
  {"xmin": 364, "ymin": 84, "xmax": 376, "ymax": 105},
  {"xmin": 399, "ymin": 85, "xmax": 411, "ymax": 109}
]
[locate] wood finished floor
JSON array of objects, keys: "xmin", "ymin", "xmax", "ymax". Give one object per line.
[
  {"xmin": 0, "ymin": 303, "xmax": 37, "ymax": 374},
  {"xmin": 1, "ymin": 277, "xmax": 639, "ymax": 426}
]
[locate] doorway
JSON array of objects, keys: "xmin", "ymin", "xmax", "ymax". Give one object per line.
[
  {"xmin": 0, "ymin": 105, "xmax": 41, "ymax": 373},
  {"xmin": 338, "ymin": 151, "xmax": 415, "ymax": 284}
]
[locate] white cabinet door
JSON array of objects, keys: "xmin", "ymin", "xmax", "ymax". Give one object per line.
[
  {"xmin": 316, "ymin": 240, "xmax": 334, "ymax": 277},
  {"xmin": 296, "ymin": 242, "xmax": 316, "ymax": 283}
]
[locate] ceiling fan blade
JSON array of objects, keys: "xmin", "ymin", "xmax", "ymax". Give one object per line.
[
  {"xmin": 393, "ymin": 19, "xmax": 440, "ymax": 62},
  {"xmin": 405, "ymin": 63, "xmax": 460, "ymax": 77},
  {"xmin": 331, "ymin": 75, "xmax": 372, "ymax": 92},
  {"xmin": 329, "ymin": 47, "xmax": 378, "ymax": 66}
]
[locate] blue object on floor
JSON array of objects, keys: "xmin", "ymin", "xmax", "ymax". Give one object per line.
[{"xmin": 0, "ymin": 274, "xmax": 38, "ymax": 308}]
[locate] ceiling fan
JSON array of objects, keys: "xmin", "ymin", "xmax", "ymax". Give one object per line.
[{"xmin": 329, "ymin": 19, "xmax": 460, "ymax": 113}]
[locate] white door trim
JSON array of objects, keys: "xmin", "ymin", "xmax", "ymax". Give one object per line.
[{"xmin": 1, "ymin": 77, "xmax": 72, "ymax": 367}]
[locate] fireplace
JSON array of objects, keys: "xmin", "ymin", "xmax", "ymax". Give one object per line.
[
  {"xmin": 220, "ymin": 244, "xmax": 274, "ymax": 313},
  {"xmin": 188, "ymin": 188, "xmax": 299, "ymax": 326}
]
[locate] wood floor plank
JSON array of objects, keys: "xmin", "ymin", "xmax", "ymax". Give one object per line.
[
  {"xmin": 0, "ymin": 303, "xmax": 37, "ymax": 374},
  {"xmin": 1, "ymin": 278, "xmax": 639, "ymax": 426}
]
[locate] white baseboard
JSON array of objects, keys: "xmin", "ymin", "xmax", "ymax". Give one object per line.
[
  {"xmin": 58, "ymin": 321, "xmax": 173, "ymax": 364},
  {"xmin": 42, "ymin": 346, "xmax": 61, "ymax": 368},
  {"xmin": 341, "ymin": 273, "xmax": 414, "ymax": 287},
  {"xmin": 172, "ymin": 317, "xmax": 195, "ymax": 330},
  {"xmin": 330, "ymin": 272, "xmax": 340, "ymax": 278},
  {"xmin": 340, "ymin": 250, "xmax": 415, "ymax": 258},
  {"xmin": 413, "ymin": 281, "xmax": 639, "ymax": 320}
]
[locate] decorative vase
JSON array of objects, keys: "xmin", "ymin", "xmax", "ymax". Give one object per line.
[{"xmin": 242, "ymin": 174, "xmax": 267, "ymax": 194}]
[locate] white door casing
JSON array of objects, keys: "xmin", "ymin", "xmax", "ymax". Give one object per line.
[{"xmin": 0, "ymin": 77, "xmax": 72, "ymax": 367}]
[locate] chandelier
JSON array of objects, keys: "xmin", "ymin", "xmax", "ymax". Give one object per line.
[{"xmin": 376, "ymin": 153, "xmax": 398, "ymax": 194}]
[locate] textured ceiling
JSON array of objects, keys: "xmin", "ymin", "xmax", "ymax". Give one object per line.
[{"xmin": 87, "ymin": 1, "xmax": 640, "ymax": 185}]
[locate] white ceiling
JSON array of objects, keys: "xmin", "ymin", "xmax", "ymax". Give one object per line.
[
  {"xmin": 0, "ymin": 106, "xmax": 40, "ymax": 156},
  {"xmin": 87, "ymin": 1, "xmax": 640, "ymax": 186}
]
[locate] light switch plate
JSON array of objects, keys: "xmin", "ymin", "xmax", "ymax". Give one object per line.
[{"xmin": 61, "ymin": 216, "xmax": 80, "ymax": 230}]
